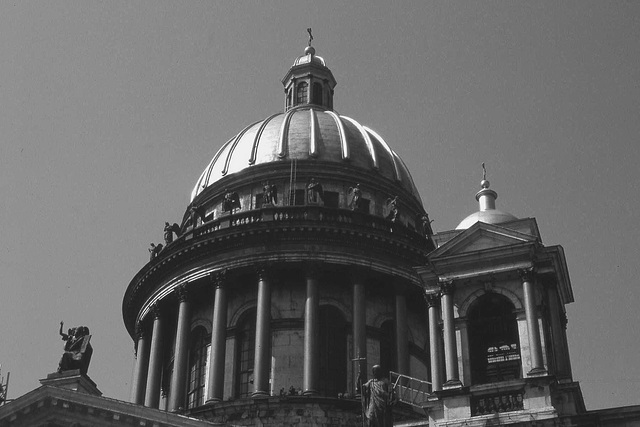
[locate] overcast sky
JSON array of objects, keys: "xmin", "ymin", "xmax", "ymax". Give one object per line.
[{"xmin": 1, "ymin": 1, "xmax": 639, "ymax": 410}]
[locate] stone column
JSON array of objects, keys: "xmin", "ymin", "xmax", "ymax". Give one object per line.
[
  {"xmin": 425, "ymin": 293, "xmax": 443, "ymax": 392},
  {"xmin": 168, "ymin": 285, "xmax": 191, "ymax": 412},
  {"xmin": 303, "ymin": 264, "xmax": 320, "ymax": 396},
  {"xmin": 207, "ymin": 270, "xmax": 228, "ymax": 403},
  {"xmin": 395, "ymin": 287, "xmax": 409, "ymax": 375},
  {"xmin": 440, "ymin": 281, "xmax": 462, "ymax": 388},
  {"xmin": 130, "ymin": 323, "xmax": 150, "ymax": 404},
  {"xmin": 352, "ymin": 273, "xmax": 367, "ymax": 390},
  {"xmin": 145, "ymin": 304, "xmax": 165, "ymax": 408},
  {"xmin": 252, "ymin": 268, "xmax": 272, "ymax": 397},
  {"xmin": 521, "ymin": 268, "xmax": 546, "ymax": 375}
]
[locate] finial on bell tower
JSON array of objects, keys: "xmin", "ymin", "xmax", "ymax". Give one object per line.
[
  {"xmin": 307, "ymin": 28, "xmax": 313, "ymax": 46},
  {"xmin": 476, "ymin": 162, "xmax": 497, "ymax": 211}
]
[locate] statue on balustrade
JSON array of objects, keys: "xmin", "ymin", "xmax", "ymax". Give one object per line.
[
  {"xmin": 148, "ymin": 243, "xmax": 163, "ymax": 260},
  {"xmin": 188, "ymin": 204, "xmax": 205, "ymax": 230},
  {"xmin": 362, "ymin": 365, "xmax": 394, "ymax": 427},
  {"xmin": 163, "ymin": 222, "xmax": 181, "ymax": 245},
  {"xmin": 421, "ymin": 213, "xmax": 434, "ymax": 237},
  {"xmin": 222, "ymin": 189, "xmax": 241, "ymax": 213},
  {"xmin": 307, "ymin": 178, "xmax": 324, "ymax": 204},
  {"xmin": 384, "ymin": 196, "xmax": 399, "ymax": 223},
  {"xmin": 262, "ymin": 181, "xmax": 278, "ymax": 206},
  {"xmin": 57, "ymin": 321, "xmax": 93, "ymax": 375},
  {"xmin": 347, "ymin": 184, "xmax": 362, "ymax": 211}
]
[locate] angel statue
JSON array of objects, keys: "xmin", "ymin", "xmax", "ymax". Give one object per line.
[
  {"xmin": 307, "ymin": 178, "xmax": 324, "ymax": 204},
  {"xmin": 222, "ymin": 189, "xmax": 241, "ymax": 213},
  {"xmin": 58, "ymin": 321, "xmax": 93, "ymax": 375},
  {"xmin": 347, "ymin": 184, "xmax": 362, "ymax": 211},
  {"xmin": 262, "ymin": 181, "xmax": 278, "ymax": 206},
  {"xmin": 384, "ymin": 196, "xmax": 399, "ymax": 223},
  {"xmin": 164, "ymin": 222, "xmax": 181, "ymax": 245},
  {"xmin": 148, "ymin": 243, "xmax": 163, "ymax": 261}
]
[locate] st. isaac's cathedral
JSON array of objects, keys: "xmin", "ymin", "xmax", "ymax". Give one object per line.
[{"xmin": 1, "ymin": 40, "xmax": 639, "ymax": 427}]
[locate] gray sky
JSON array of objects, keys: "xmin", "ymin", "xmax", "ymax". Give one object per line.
[{"xmin": 1, "ymin": 1, "xmax": 638, "ymax": 410}]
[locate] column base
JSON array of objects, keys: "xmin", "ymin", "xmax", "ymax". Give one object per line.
[
  {"xmin": 251, "ymin": 391, "xmax": 270, "ymax": 399},
  {"xmin": 303, "ymin": 389, "xmax": 319, "ymax": 396},
  {"xmin": 527, "ymin": 367, "xmax": 548, "ymax": 377},
  {"xmin": 442, "ymin": 379, "xmax": 463, "ymax": 390},
  {"xmin": 205, "ymin": 398, "xmax": 222, "ymax": 404}
]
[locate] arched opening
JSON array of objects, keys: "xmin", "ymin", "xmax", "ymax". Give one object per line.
[
  {"xmin": 296, "ymin": 82, "xmax": 308, "ymax": 105},
  {"xmin": 319, "ymin": 305, "xmax": 347, "ymax": 397},
  {"xmin": 379, "ymin": 320, "xmax": 396, "ymax": 376},
  {"xmin": 235, "ymin": 309, "xmax": 257, "ymax": 398},
  {"xmin": 312, "ymin": 82, "xmax": 323, "ymax": 105},
  {"xmin": 468, "ymin": 293, "xmax": 521, "ymax": 384},
  {"xmin": 187, "ymin": 326, "xmax": 210, "ymax": 408}
]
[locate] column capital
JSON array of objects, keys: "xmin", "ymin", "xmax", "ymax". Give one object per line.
[
  {"xmin": 257, "ymin": 264, "xmax": 272, "ymax": 281},
  {"xmin": 440, "ymin": 279, "xmax": 455, "ymax": 295},
  {"xmin": 304, "ymin": 261, "xmax": 322, "ymax": 279},
  {"xmin": 211, "ymin": 269, "xmax": 228, "ymax": 288},
  {"xmin": 519, "ymin": 267, "xmax": 535, "ymax": 283},
  {"xmin": 135, "ymin": 322, "xmax": 146, "ymax": 340},
  {"xmin": 149, "ymin": 303, "xmax": 162, "ymax": 320},
  {"xmin": 348, "ymin": 266, "xmax": 367, "ymax": 283},
  {"xmin": 176, "ymin": 283, "xmax": 189, "ymax": 303},
  {"xmin": 424, "ymin": 292, "xmax": 440, "ymax": 308}
]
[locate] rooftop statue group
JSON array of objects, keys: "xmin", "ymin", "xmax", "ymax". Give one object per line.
[
  {"xmin": 57, "ymin": 321, "xmax": 93, "ymax": 376},
  {"xmin": 146, "ymin": 179, "xmax": 438, "ymax": 260}
]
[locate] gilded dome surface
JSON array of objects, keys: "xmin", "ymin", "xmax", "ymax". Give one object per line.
[{"xmin": 191, "ymin": 105, "xmax": 422, "ymax": 205}]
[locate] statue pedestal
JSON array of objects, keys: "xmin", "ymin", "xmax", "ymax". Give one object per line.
[{"xmin": 40, "ymin": 370, "xmax": 102, "ymax": 396}]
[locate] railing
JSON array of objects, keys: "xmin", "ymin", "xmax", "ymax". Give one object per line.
[
  {"xmin": 471, "ymin": 390, "xmax": 524, "ymax": 416},
  {"xmin": 389, "ymin": 371, "xmax": 432, "ymax": 408},
  {"xmin": 180, "ymin": 205, "xmax": 426, "ymax": 245}
]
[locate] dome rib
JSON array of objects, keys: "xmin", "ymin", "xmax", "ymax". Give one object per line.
[
  {"xmin": 278, "ymin": 108, "xmax": 296, "ymax": 158},
  {"xmin": 309, "ymin": 109, "xmax": 318, "ymax": 157},
  {"xmin": 364, "ymin": 126, "xmax": 401, "ymax": 182},
  {"xmin": 249, "ymin": 113, "xmax": 280, "ymax": 165},
  {"xmin": 326, "ymin": 111, "xmax": 349, "ymax": 160},
  {"xmin": 342, "ymin": 116, "xmax": 378, "ymax": 169},
  {"xmin": 223, "ymin": 120, "xmax": 261, "ymax": 175},
  {"xmin": 204, "ymin": 136, "xmax": 234, "ymax": 185}
]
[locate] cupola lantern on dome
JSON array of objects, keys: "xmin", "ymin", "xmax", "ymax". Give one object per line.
[
  {"xmin": 455, "ymin": 163, "xmax": 518, "ymax": 230},
  {"xmin": 282, "ymin": 29, "xmax": 336, "ymax": 111}
]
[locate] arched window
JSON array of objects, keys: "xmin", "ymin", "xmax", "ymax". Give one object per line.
[
  {"xmin": 468, "ymin": 293, "xmax": 521, "ymax": 384},
  {"xmin": 312, "ymin": 82, "xmax": 323, "ymax": 105},
  {"xmin": 296, "ymin": 82, "xmax": 308, "ymax": 104},
  {"xmin": 187, "ymin": 326, "xmax": 210, "ymax": 408},
  {"xmin": 235, "ymin": 309, "xmax": 257, "ymax": 398},
  {"xmin": 319, "ymin": 305, "xmax": 347, "ymax": 397},
  {"xmin": 379, "ymin": 320, "xmax": 396, "ymax": 376}
]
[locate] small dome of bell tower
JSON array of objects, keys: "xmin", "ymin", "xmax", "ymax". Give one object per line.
[{"xmin": 282, "ymin": 29, "xmax": 337, "ymax": 111}]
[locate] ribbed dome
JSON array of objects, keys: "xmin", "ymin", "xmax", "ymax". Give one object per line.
[{"xmin": 191, "ymin": 105, "xmax": 422, "ymax": 204}]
